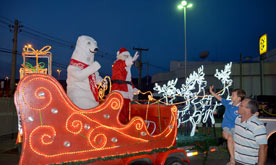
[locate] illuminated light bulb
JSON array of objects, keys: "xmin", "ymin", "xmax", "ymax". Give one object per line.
[
  {"xmin": 177, "ymin": 5, "xmax": 183, "ymax": 9},
  {"xmin": 187, "ymin": 4, "xmax": 193, "ymax": 8},
  {"xmin": 38, "ymin": 92, "xmax": 45, "ymax": 97},
  {"xmin": 64, "ymin": 141, "xmax": 71, "ymax": 147},
  {"xmin": 51, "ymin": 108, "xmax": 58, "ymax": 114},
  {"xmin": 140, "ymin": 132, "xmax": 147, "ymax": 136},
  {"xmin": 181, "ymin": 1, "xmax": 187, "ymax": 6},
  {"xmin": 104, "ymin": 114, "xmax": 110, "ymax": 119},
  {"xmin": 84, "ymin": 124, "xmax": 90, "ymax": 130},
  {"xmin": 28, "ymin": 116, "xmax": 34, "ymax": 122},
  {"xmin": 111, "ymin": 137, "xmax": 118, "ymax": 143}
]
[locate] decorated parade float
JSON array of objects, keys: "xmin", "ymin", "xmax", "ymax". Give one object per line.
[
  {"xmin": 14, "ymin": 45, "xmax": 191, "ymax": 165},
  {"xmin": 15, "ymin": 44, "xmax": 233, "ymax": 165}
]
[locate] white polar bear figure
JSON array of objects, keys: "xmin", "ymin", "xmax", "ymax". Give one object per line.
[{"xmin": 67, "ymin": 35, "xmax": 103, "ymax": 109}]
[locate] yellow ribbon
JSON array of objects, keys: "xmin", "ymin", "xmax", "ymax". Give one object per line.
[{"xmin": 23, "ymin": 45, "xmax": 51, "ymax": 55}]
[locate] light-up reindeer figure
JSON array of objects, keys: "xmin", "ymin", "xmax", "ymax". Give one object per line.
[
  {"xmin": 177, "ymin": 66, "xmax": 207, "ymax": 136},
  {"xmin": 201, "ymin": 62, "xmax": 233, "ymax": 128},
  {"xmin": 153, "ymin": 78, "xmax": 178, "ymax": 105},
  {"xmin": 214, "ymin": 62, "xmax": 233, "ymax": 100},
  {"xmin": 153, "ymin": 63, "xmax": 233, "ymax": 136}
]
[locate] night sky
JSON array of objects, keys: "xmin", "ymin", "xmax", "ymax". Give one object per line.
[{"xmin": 1, "ymin": 0, "xmax": 276, "ymax": 80}]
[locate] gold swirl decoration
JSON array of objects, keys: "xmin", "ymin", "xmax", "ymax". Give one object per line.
[
  {"xmin": 135, "ymin": 119, "xmax": 144, "ymax": 131},
  {"xmin": 97, "ymin": 76, "xmax": 111, "ymax": 101},
  {"xmin": 65, "ymin": 113, "xmax": 86, "ymax": 135},
  {"xmin": 29, "ymin": 126, "xmax": 56, "ymax": 155},
  {"xmin": 22, "ymin": 78, "xmax": 52, "ymax": 111},
  {"xmin": 110, "ymin": 98, "xmax": 121, "ymax": 110},
  {"xmin": 88, "ymin": 129, "xmax": 107, "ymax": 149}
]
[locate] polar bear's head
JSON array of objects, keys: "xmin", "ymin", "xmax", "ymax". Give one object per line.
[{"xmin": 71, "ymin": 35, "xmax": 98, "ymax": 64}]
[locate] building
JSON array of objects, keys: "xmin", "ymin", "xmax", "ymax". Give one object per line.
[{"xmin": 152, "ymin": 49, "xmax": 276, "ymax": 96}]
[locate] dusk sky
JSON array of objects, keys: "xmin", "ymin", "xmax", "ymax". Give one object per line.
[{"xmin": 1, "ymin": 0, "xmax": 276, "ymax": 80}]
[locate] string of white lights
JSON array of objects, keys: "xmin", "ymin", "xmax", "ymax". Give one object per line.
[{"xmin": 153, "ymin": 62, "xmax": 233, "ymax": 136}]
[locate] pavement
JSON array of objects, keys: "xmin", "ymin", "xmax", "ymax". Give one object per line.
[
  {"xmin": 0, "ymin": 134, "xmax": 230, "ymax": 165},
  {"xmin": 0, "ymin": 135, "xmax": 19, "ymax": 165},
  {"xmin": 0, "ymin": 135, "xmax": 275, "ymax": 165}
]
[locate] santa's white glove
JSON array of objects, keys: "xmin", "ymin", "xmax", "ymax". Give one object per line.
[
  {"xmin": 132, "ymin": 88, "xmax": 139, "ymax": 95},
  {"xmin": 132, "ymin": 51, "xmax": 139, "ymax": 62}
]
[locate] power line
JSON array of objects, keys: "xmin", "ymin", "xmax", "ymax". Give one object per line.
[
  {"xmin": 0, "ymin": 47, "xmax": 68, "ymax": 69},
  {"xmin": 23, "ymin": 25, "xmax": 74, "ymax": 46},
  {"xmin": 97, "ymin": 50, "xmax": 116, "ymax": 62},
  {"xmin": 0, "ymin": 49, "xmax": 13, "ymax": 54},
  {"xmin": 0, "ymin": 16, "xmax": 13, "ymax": 24},
  {"xmin": 2, "ymin": 17, "xmax": 118, "ymax": 62},
  {"xmin": 0, "ymin": 20, "xmax": 11, "ymax": 26},
  {"xmin": 0, "ymin": 17, "xmax": 75, "ymax": 49},
  {"xmin": 0, "ymin": 24, "xmax": 10, "ymax": 31},
  {"xmin": 21, "ymin": 30, "xmax": 74, "ymax": 49},
  {"xmin": 1, "ymin": 17, "xmax": 169, "ymax": 75}
]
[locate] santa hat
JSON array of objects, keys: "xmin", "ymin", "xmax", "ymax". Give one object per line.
[{"xmin": 117, "ymin": 47, "xmax": 130, "ymax": 58}]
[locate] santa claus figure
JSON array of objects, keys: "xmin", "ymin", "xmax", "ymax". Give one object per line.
[
  {"xmin": 112, "ymin": 47, "xmax": 139, "ymax": 124},
  {"xmin": 67, "ymin": 35, "xmax": 103, "ymax": 109}
]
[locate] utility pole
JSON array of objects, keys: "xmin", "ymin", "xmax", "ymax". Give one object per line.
[
  {"xmin": 260, "ymin": 54, "xmax": 265, "ymax": 95},
  {"xmin": 240, "ymin": 53, "xmax": 242, "ymax": 89},
  {"xmin": 259, "ymin": 34, "xmax": 267, "ymax": 96},
  {"xmin": 133, "ymin": 47, "xmax": 149, "ymax": 89},
  {"xmin": 10, "ymin": 20, "xmax": 20, "ymax": 95}
]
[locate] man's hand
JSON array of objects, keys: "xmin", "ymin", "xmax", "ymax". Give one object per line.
[
  {"xmin": 132, "ymin": 51, "xmax": 139, "ymax": 62},
  {"xmin": 133, "ymin": 88, "xmax": 139, "ymax": 95}
]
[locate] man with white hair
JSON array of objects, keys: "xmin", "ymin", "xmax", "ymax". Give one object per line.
[
  {"xmin": 234, "ymin": 98, "xmax": 267, "ymax": 165},
  {"xmin": 111, "ymin": 47, "xmax": 139, "ymax": 124}
]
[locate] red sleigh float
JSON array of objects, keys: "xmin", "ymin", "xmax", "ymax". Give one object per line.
[{"xmin": 14, "ymin": 74, "xmax": 189, "ymax": 165}]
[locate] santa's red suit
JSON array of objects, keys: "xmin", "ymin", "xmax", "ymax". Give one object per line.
[{"xmin": 112, "ymin": 47, "xmax": 139, "ymax": 124}]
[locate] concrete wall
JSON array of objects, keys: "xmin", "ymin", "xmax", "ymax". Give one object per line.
[{"xmin": 0, "ymin": 98, "xmax": 18, "ymax": 136}]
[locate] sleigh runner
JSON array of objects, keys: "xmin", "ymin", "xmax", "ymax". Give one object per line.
[{"xmin": 14, "ymin": 73, "xmax": 189, "ymax": 165}]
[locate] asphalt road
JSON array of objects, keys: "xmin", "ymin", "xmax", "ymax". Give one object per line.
[{"xmin": 0, "ymin": 137, "xmax": 275, "ymax": 165}]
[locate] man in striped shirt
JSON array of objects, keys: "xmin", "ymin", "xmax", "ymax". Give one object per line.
[{"xmin": 234, "ymin": 98, "xmax": 267, "ymax": 165}]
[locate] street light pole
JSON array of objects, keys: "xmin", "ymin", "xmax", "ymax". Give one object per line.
[
  {"xmin": 178, "ymin": 1, "xmax": 193, "ymax": 78},
  {"xmin": 184, "ymin": 7, "xmax": 187, "ymax": 77}
]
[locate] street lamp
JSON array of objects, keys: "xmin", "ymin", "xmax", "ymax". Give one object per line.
[
  {"xmin": 178, "ymin": 0, "xmax": 193, "ymax": 78},
  {"xmin": 57, "ymin": 69, "xmax": 62, "ymax": 80}
]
